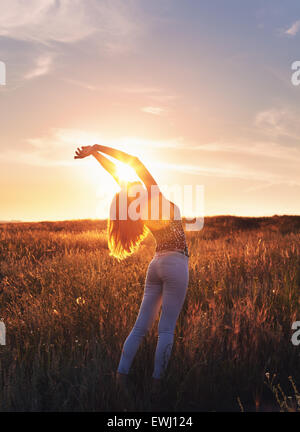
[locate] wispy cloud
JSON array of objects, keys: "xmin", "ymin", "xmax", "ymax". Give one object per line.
[
  {"xmin": 24, "ymin": 54, "xmax": 53, "ymax": 79},
  {"xmin": 0, "ymin": 0, "xmax": 139, "ymax": 45},
  {"xmin": 0, "ymin": 129, "xmax": 184, "ymax": 167},
  {"xmin": 156, "ymin": 161, "xmax": 300, "ymax": 187},
  {"xmin": 62, "ymin": 81, "xmax": 176, "ymax": 102},
  {"xmin": 285, "ymin": 20, "xmax": 300, "ymax": 36},
  {"xmin": 141, "ymin": 106, "xmax": 166, "ymax": 115},
  {"xmin": 121, "ymin": 86, "xmax": 163, "ymax": 95},
  {"xmin": 61, "ymin": 78, "xmax": 99, "ymax": 91},
  {"xmin": 121, "ymin": 86, "xmax": 177, "ymax": 102},
  {"xmin": 0, "ymin": 1, "xmax": 142, "ymax": 88},
  {"xmin": 0, "ymin": 0, "xmax": 96, "ymax": 43},
  {"xmin": 16, "ymin": 126, "xmax": 300, "ymax": 168},
  {"xmin": 192, "ymin": 141, "xmax": 300, "ymax": 162},
  {"xmin": 254, "ymin": 107, "xmax": 300, "ymax": 140},
  {"xmin": 2, "ymin": 127, "xmax": 299, "ymax": 193}
]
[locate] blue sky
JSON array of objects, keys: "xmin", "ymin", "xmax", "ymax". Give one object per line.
[{"xmin": 0, "ymin": 0, "xmax": 300, "ymax": 220}]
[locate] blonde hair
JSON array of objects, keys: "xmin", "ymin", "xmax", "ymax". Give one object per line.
[{"xmin": 107, "ymin": 182, "xmax": 149, "ymax": 260}]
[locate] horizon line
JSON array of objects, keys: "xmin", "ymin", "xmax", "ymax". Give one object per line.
[{"xmin": 1, "ymin": 214, "xmax": 300, "ymax": 224}]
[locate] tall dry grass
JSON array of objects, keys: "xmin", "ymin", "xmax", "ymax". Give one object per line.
[{"xmin": 0, "ymin": 216, "xmax": 299, "ymax": 411}]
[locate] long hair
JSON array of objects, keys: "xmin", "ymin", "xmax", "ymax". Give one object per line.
[{"xmin": 107, "ymin": 182, "xmax": 149, "ymax": 260}]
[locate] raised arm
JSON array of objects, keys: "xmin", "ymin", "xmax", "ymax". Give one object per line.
[
  {"xmin": 91, "ymin": 151, "xmax": 121, "ymax": 186},
  {"xmin": 92, "ymin": 144, "xmax": 158, "ymax": 191},
  {"xmin": 74, "ymin": 145, "xmax": 122, "ymax": 186},
  {"xmin": 92, "ymin": 144, "xmax": 136, "ymax": 165}
]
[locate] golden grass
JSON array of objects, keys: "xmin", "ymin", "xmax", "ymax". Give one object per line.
[{"xmin": 0, "ymin": 216, "xmax": 299, "ymax": 411}]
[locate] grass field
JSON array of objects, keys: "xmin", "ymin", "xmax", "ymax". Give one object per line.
[{"xmin": 0, "ymin": 215, "xmax": 300, "ymax": 412}]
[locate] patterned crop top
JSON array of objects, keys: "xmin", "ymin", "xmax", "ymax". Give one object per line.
[
  {"xmin": 143, "ymin": 195, "xmax": 189, "ymax": 256},
  {"xmin": 149, "ymin": 218, "xmax": 189, "ymax": 255}
]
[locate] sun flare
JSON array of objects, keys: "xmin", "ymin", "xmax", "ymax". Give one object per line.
[{"xmin": 115, "ymin": 163, "xmax": 139, "ymax": 183}]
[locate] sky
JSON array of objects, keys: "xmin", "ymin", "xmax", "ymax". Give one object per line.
[{"xmin": 0, "ymin": 0, "xmax": 300, "ymax": 221}]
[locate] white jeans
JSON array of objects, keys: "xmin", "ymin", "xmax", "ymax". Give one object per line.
[{"xmin": 117, "ymin": 251, "xmax": 189, "ymax": 379}]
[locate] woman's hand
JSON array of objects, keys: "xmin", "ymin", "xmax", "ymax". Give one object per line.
[{"xmin": 74, "ymin": 146, "xmax": 94, "ymax": 159}]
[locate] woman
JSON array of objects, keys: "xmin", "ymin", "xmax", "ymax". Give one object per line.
[{"xmin": 74, "ymin": 144, "xmax": 189, "ymax": 397}]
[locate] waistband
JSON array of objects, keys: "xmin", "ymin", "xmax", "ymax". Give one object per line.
[{"xmin": 154, "ymin": 249, "xmax": 189, "ymax": 258}]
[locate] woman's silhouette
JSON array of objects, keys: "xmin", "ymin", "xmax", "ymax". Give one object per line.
[{"xmin": 75, "ymin": 144, "xmax": 189, "ymax": 398}]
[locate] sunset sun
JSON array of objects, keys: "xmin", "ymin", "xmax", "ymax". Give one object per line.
[{"xmin": 115, "ymin": 162, "xmax": 139, "ymax": 183}]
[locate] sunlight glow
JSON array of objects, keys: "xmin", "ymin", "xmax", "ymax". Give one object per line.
[{"xmin": 115, "ymin": 162, "xmax": 139, "ymax": 183}]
